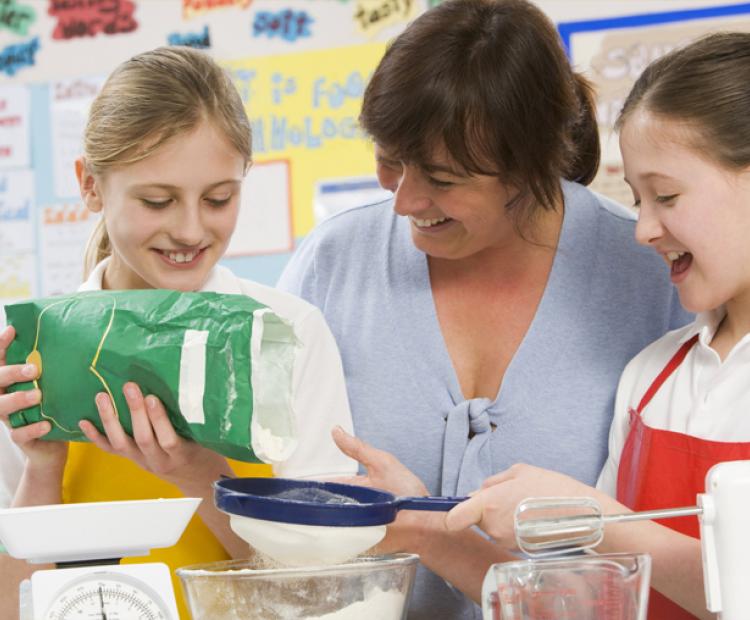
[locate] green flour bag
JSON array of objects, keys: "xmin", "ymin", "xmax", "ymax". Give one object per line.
[{"xmin": 4, "ymin": 290, "xmax": 298, "ymax": 463}]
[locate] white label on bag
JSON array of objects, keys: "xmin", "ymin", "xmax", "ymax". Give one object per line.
[{"xmin": 179, "ymin": 329, "xmax": 209, "ymax": 424}]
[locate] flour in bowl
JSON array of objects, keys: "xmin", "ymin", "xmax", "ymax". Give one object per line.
[{"xmin": 311, "ymin": 588, "xmax": 407, "ymax": 619}]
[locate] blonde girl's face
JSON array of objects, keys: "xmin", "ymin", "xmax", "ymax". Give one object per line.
[
  {"xmin": 81, "ymin": 120, "xmax": 246, "ymax": 292},
  {"xmin": 620, "ymin": 109, "xmax": 750, "ymax": 314}
]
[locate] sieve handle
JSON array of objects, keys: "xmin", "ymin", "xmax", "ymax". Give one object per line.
[{"xmin": 396, "ymin": 496, "xmax": 469, "ymax": 511}]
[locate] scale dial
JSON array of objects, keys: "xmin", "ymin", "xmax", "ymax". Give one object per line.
[{"xmin": 44, "ymin": 571, "xmax": 172, "ymax": 620}]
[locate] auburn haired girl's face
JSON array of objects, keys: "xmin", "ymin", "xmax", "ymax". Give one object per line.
[
  {"xmin": 81, "ymin": 121, "xmax": 245, "ymax": 292},
  {"xmin": 621, "ymin": 109, "xmax": 750, "ymax": 314}
]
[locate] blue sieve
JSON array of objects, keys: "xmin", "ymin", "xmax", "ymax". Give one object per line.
[{"xmin": 214, "ymin": 477, "xmax": 467, "ymax": 527}]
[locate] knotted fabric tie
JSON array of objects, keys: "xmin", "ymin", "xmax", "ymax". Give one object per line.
[{"xmin": 441, "ymin": 397, "xmax": 495, "ymax": 497}]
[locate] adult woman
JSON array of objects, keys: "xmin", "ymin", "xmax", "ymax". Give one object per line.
[{"xmin": 278, "ymin": 0, "xmax": 690, "ymax": 617}]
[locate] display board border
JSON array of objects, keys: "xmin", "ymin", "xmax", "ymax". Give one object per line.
[{"xmin": 558, "ymin": 2, "xmax": 750, "ymax": 55}]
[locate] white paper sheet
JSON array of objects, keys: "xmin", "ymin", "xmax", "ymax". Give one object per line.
[
  {"xmin": 226, "ymin": 159, "xmax": 293, "ymax": 256},
  {"xmin": 0, "ymin": 169, "xmax": 35, "ymax": 254},
  {"xmin": 49, "ymin": 77, "xmax": 106, "ymax": 200},
  {"xmin": 39, "ymin": 203, "xmax": 100, "ymax": 297},
  {"xmin": 0, "ymin": 253, "xmax": 36, "ymax": 311},
  {"xmin": 314, "ymin": 175, "xmax": 391, "ymax": 224}
]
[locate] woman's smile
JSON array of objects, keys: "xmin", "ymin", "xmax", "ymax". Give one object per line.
[{"xmin": 409, "ymin": 215, "xmax": 455, "ymax": 231}]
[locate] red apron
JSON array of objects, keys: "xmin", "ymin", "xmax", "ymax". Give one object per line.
[{"xmin": 616, "ymin": 333, "xmax": 750, "ymax": 619}]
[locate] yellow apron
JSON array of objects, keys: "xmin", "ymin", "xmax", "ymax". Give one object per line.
[{"xmin": 63, "ymin": 443, "xmax": 272, "ymax": 619}]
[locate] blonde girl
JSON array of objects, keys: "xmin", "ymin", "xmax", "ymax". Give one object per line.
[{"xmin": 0, "ymin": 46, "xmax": 355, "ymax": 617}]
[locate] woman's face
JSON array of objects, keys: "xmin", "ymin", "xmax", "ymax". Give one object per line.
[
  {"xmin": 620, "ymin": 109, "xmax": 750, "ymax": 314},
  {"xmin": 375, "ymin": 145, "xmax": 521, "ymax": 261},
  {"xmin": 80, "ymin": 120, "xmax": 246, "ymax": 291}
]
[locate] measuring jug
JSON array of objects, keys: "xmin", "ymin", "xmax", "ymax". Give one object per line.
[
  {"xmin": 511, "ymin": 461, "xmax": 750, "ymax": 619},
  {"xmin": 481, "ymin": 552, "xmax": 651, "ymax": 620}
]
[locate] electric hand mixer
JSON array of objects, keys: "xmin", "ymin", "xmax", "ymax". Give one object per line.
[{"xmin": 512, "ymin": 459, "xmax": 750, "ymax": 619}]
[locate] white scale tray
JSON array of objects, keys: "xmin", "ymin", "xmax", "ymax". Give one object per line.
[{"xmin": 0, "ymin": 497, "xmax": 200, "ymax": 563}]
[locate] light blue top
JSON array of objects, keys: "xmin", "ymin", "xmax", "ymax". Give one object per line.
[{"xmin": 277, "ymin": 180, "xmax": 692, "ymax": 620}]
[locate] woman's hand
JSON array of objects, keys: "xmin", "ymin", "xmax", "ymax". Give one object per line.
[
  {"xmin": 333, "ymin": 427, "xmax": 519, "ymax": 603},
  {"xmin": 0, "ymin": 326, "xmax": 68, "ymax": 470},
  {"xmin": 332, "ymin": 426, "xmax": 428, "ymax": 496},
  {"xmin": 444, "ymin": 463, "xmax": 603, "ymax": 547},
  {"xmin": 332, "ymin": 426, "xmax": 436, "ymax": 555},
  {"xmin": 79, "ymin": 382, "xmax": 232, "ymax": 491}
]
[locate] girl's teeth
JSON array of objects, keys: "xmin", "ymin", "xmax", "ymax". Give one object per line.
[
  {"xmin": 666, "ymin": 251, "xmax": 685, "ymax": 262},
  {"xmin": 164, "ymin": 250, "xmax": 198, "ymax": 263},
  {"xmin": 411, "ymin": 216, "xmax": 449, "ymax": 227}
]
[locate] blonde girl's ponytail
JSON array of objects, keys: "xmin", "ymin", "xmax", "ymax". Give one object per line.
[{"xmin": 82, "ymin": 218, "xmax": 111, "ymax": 280}]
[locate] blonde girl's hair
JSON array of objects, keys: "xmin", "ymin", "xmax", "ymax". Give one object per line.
[{"xmin": 82, "ymin": 46, "xmax": 252, "ymax": 278}]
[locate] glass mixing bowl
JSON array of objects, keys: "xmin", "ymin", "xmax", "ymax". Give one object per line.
[{"xmin": 176, "ymin": 553, "xmax": 418, "ymax": 619}]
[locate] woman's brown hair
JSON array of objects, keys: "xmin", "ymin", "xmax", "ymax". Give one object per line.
[
  {"xmin": 359, "ymin": 0, "xmax": 599, "ymax": 226},
  {"xmin": 617, "ymin": 31, "xmax": 750, "ymax": 171},
  {"xmin": 82, "ymin": 46, "xmax": 252, "ymax": 277}
]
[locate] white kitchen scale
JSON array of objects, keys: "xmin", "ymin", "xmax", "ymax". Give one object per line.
[{"xmin": 0, "ymin": 497, "xmax": 200, "ymax": 619}]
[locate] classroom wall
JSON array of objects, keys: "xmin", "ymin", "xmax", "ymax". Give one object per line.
[{"xmin": 2, "ymin": 0, "xmax": 750, "ymax": 307}]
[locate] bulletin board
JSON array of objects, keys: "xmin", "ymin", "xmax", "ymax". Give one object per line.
[
  {"xmin": 559, "ymin": 2, "xmax": 750, "ymax": 207},
  {"xmin": 0, "ymin": 0, "xmax": 424, "ymax": 309},
  {"xmin": 2, "ymin": 0, "xmax": 750, "ymax": 310}
]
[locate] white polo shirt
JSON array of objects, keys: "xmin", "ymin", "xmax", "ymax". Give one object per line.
[
  {"xmin": 598, "ymin": 308, "xmax": 750, "ymax": 495},
  {"xmin": 0, "ymin": 261, "xmax": 356, "ymax": 508}
]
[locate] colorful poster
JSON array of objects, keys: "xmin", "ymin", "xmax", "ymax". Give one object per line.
[
  {"xmin": 0, "ymin": 84, "xmax": 30, "ymax": 170},
  {"xmin": 223, "ymin": 42, "xmax": 386, "ymax": 237},
  {"xmin": 561, "ymin": 5, "xmax": 750, "ymax": 207}
]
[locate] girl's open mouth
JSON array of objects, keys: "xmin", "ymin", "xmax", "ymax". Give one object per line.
[{"xmin": 669, "ymin": 251, "xmax": 693, "ymax": 279}]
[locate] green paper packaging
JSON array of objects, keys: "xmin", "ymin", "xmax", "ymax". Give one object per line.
[{"xmin": 5, "ymin": 290, "xmax": 298, "ymax": 464}]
